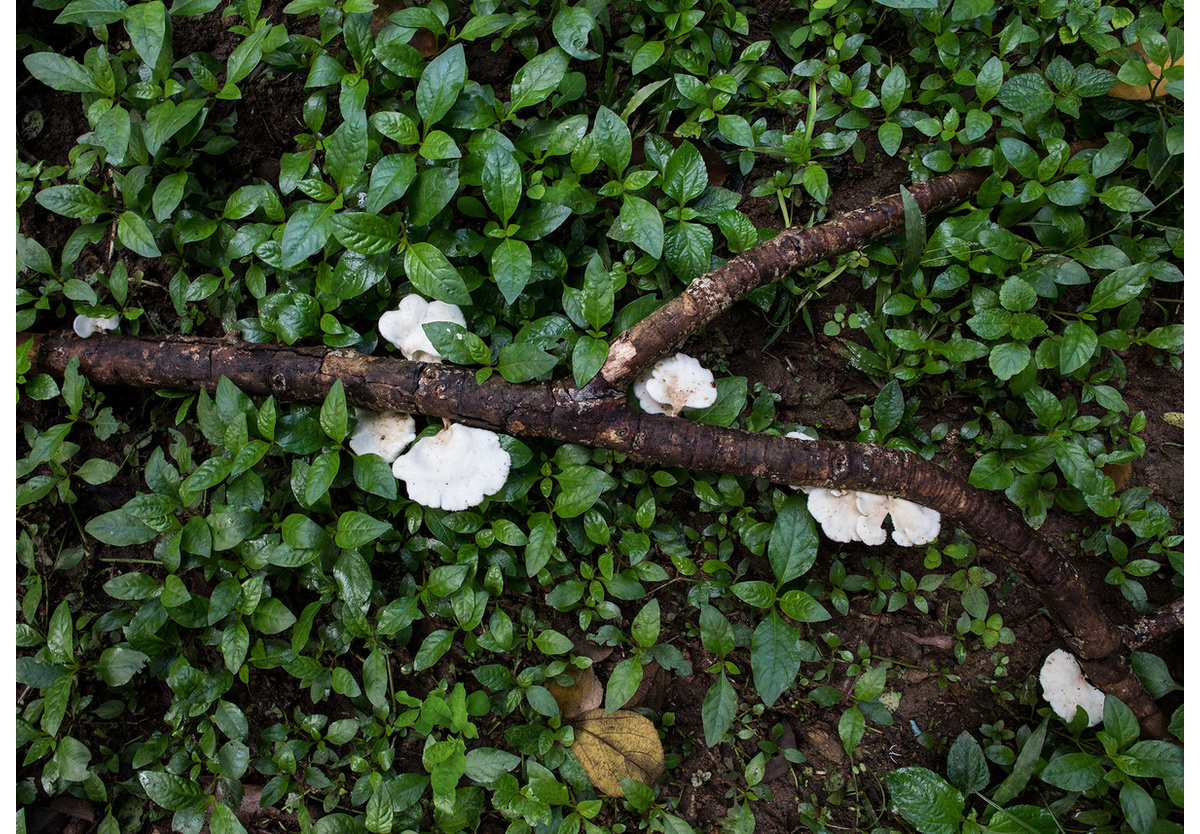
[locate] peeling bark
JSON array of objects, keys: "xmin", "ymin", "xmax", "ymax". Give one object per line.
[{"xmin": 22, "ymin": 330, "xmax": 1169, "ymax": 737}]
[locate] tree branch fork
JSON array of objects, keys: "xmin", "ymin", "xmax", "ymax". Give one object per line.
[{"xmin": 20, "ymin": 166, "xmax": 1177, "ymax": 738}]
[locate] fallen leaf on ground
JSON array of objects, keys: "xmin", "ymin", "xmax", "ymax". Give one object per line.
[{"xmin": 572, "ymin": 708, "xmax": 665, "ymax": 797}]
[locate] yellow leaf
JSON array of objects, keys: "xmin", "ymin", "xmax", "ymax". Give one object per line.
[
  {"xmin": 572, "ymin": 708, "xmax": 665, "ymax": 797},
  {"xmin": 1162, "ymin": 412, "xmax": 1184, "ymax": 429},
  {"xmin": 547, "ymin": 666, "xmax": 603, "ymax": 721}
]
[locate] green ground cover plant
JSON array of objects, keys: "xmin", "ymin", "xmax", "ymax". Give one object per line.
[{"xmin": 16, "ymin": 0, "xmax": 1182, "ymax": 831}]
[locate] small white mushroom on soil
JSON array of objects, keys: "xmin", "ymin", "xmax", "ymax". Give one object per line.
[
  {"xmin": 785, "ymin": 431, "xmax": 941, "ymax": 547},
  {"xmin": 348, "ymin": 409, "xmax": 416, "ymax": 463},
  {"xmin": 391, "ymin": 422, "xmax": 511, "ymax": 511},
  {"xmin": 633, "ymin": 353, "xmax": 718, "ymax": 417},
  {"xmin": 378, "ymin": 294, "xmax": 466, "ymax": 363},
  {"xmin": 1040, "ymin": 649, "xmax": 1106, "ymax": 727},
  {"xmin": 73, "ymin": 314, "xmax": 120, "ymax": 339}
]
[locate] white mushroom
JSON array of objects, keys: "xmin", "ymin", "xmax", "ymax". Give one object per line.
[
  {"xmin": 73, "ymin": 314, "xmax": 120, "ymax": 338},
  {"xmin": 391, "ymin": 422, "xmax": 511, "ymax": 511},
  {"xmin": 855, "ymin": 492, "xmax": 942, "ymax": 548},
  {"xmin": 633, "ymin": 353, "xmax": 718, "ymax": 417},
  {"xmin": 785, "ymin": 431, "xmax": 940, "ymax": 547},
  {"xmin": 378, "ymin": 295, "xmax": 466, "ymax": 363},
  {"xmin": 348, "ymin": 409, "xmax": 416, "ymax": 463},
  {"xmin": 806, "ymin": 487, "xmax": 869, "ymax": 543},
  {"xmin": 1040, "ymin": 649, "xmax": 1105, "ymax": 727}
]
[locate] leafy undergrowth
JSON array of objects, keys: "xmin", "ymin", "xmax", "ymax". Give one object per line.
[{"xmin": 15, "ymin": 0, "xmax": 1183, "ymax": 833}]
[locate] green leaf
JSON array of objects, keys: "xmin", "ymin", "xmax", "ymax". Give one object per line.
[
  {"xmin": 336, "ymin": 511, "xmax": 392, "ymax": 548},
  {"xmin": 593, "ymin": 106, "xmax": 632, "ymax": 174},
  {"xmin": 525, "ymin": 513, "xmax": 558, "ymax": 576},
  {"xmin": 319, "ymin": 379, "xmax": 348, "ymax": 442},
  {"xmin": 1039, "ymin": 752, "xmax": 1104, "ymax": 791},
  {"xmin": 36, "ymin": 185, "xmax": 110, "ymax": 219},
  {"xmin": 605, "ymin": 656, "xmax": 643, "ymax": 712},
  {"xmin": 1058, "ymin": 321, "xmax": 1098, "ymax": 375},
  {"xmin": 617, "ymin": 195, "xmax": 664, "ymax": 260},
  {"xmin": 497, "ymin": 342, "xmax": 558, "ymax": 383},
  {"xmin": 491, "ymin": 238, "xmax": 533, "ymax": 305},
  {"xmin": 24, "ymin": 52, "xmax": 104, "ymax": 93},
  {"xmin": 414, "ymin": 629, "xmax": 455, "ymax": 670},
  {"xmin": 329, "ymin": 211, "xmax": 399, "ymax": 255},
  {"xmin": 997, "ymin": 72, "xmax": 1054, "ymax": 116},
  {"xmin": 251, "ymin": 598, "xmax": 296, "ymax": 634},
  {"xmin": 878, "ymin": 121, "xmax": 903, "ymax": 157},
  {"xmin": 968, "ymin": 451, "xmax": 1014, "ymax": 491},
  {"xmin": 1086, "ymin": 264, "xmax": 1149, "ymax": 312},
  {"xmin": 881, "ymin": 64, "xmax": 907, "ymax": 114},
  {"xmin": 988, "ymin": 342, "xmax": 1030, "ymax": 381},
  {"xmin": 124, "ymin": 1, "xmax": 168, "ymax": 69},
  {"xmin": 416, "ymin": 44, "xmax": 467, "ymax": 128},
  {"xmin": 947, "ymin": 732, "xmax": 989, "ymax": 795},
  {"xmin": 838, "ymin": 705, "xmax": 865, "ymax": 755},
  {"xmin": 702, "ymin": 672, "xmax": 737, "ymax": 747},
  {"xmin": 571, "ymin": 335, "xmax": 608, "ymax": 387},
  {"xmin": 325, "ymin": 110, "xmax": 368, "ymax": 192},
  {"xmin": 1098, "ymin": 185, "xmax": 1154, "ymax": 213},
  {"xmin": 552, "ymin": 5, "xmax": 596, "ymax": 59},
  {"xmin": 663, "ymin": 141, "xmax": 707, "ymax": 206},
  {"xmin": 281, "ymin": 200, "xmax": 334, "ymax": 268},
  {"xmin": 898, "ymin": 184, "xmax": 925, "ymax": 281},
  {"xmin": 365, "ymin": 152, "xmax": 416, "ymax": 214},
  {"xmin": 404, "ymin": 242, "xmax": 472, "ymax": 306},
  {"xmin": 873, "ymin": 379, "xmax": 904, "ymax": 436},
  {"xmin": 975, "ymin": 56, "xmax": 1003, "ymax": 104},
  {"xmin": 482, "ymin": 146, "xmax": 522, "ymax": 226},
  {"xmin": 509, "ymin": 47, "xmax": 569, "ymax": 112},
  {"xmin": 883, "ymin": 767, "xmax": 965, "ymax": 834},
  {"xmin": 663, "ymin": 221, "xmax": 712, "ymax": 282},
  {"xmin": 768, "ymin": 495, "xmax": 818, "ymax": 585},
  {"xmin": 97, "ymin": 647, "xmax": 149, "ymax": 686},
  {"xmin": 225, "ymin": 19, "xmax": 269, "ymax": 87},
  {"xmin": 86, "ymin": 509, "xmax": 158, "ymax": 546},
  {"xmin": 56, "ymin": 736, "xmax": 92, "ymax": 783},
  {"xmin": 139, "ymin": 771, "xmax": 207, "ymax": 812},
  {"xmin": 778, "ymin": 589, "xmax": 830, "ymax": 622},
  {"xmin": 802, "ymin": 164, "xmax": 830, "ymax": 205},
  {"xmin": 554, "ymin": 465, "xmax": 617, "ymax": 518},
  {"xmin": 750, "ymin": 611, "xmax": 802, "ymax": 707}
]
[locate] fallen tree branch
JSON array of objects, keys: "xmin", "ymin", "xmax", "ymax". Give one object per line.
[
  {"xmin": 583, "ymin": 169, "xmax": 988, "ymax": 398},
  {"xmin": 1123, "ymin": 599, "xmax": 1184, "ymax": 650},
  {"xmin": 21, "ymin": 330, "xmax": 1168, "ymax": 738}
]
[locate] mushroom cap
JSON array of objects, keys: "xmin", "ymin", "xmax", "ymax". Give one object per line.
[
  {"xmin": 805, "ymin": 488, "xmax": 865, "ymax": 543},
  {"xmin": 73, "ymin": 314, "xmax": 120, "ymax": 339},
  {"xmin": 634, "ymin": 353, "xmax": 718, "ymax": 416},
  {"xmin": 856, "ymin": 493, "xmax": 941, "ymax": 547},
  {"xmin": 378, "ymin": 295, "xmax": 466, "ymax": 363},
  {"xmin": 1040, "ymin": 649, "xmax": 1105, "ymax": 727},
  {"xmin": 391, "ymin": 423, "xmax": 511, "ymax": 511},
  {"xmin": 348, "ymin": 409, "xmax": 416, "ymax": 463}
]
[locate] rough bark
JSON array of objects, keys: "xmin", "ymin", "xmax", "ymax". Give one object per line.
[
  {"xmin": 1123, "ymin": 599, "xmax": 1184, "ymax": 650},
  {"xmin": 22, "ymin": 330, "xmax": 1169, "ymax": 737}
]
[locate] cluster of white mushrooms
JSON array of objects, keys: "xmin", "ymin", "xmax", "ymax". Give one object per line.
[
  {"xmin": 351, "ymin": 295, "xmax": 510, "ymax": 512},
  {"xmin": 786, "ymin": 430, "xmax": 941, "ymax": 547}
]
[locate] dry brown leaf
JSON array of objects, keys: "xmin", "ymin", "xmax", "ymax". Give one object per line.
[
  {"xmin": 1102, "ymin": 461, "xmax": 1133, "ymax": 491},
  {"xmin": 547, "ymin": 666, "xmax": 603, "ymax": 721},
  {"xmin": 1108, "ymin": 42, "xmax": 1183, "ymax": 100},
  {"xmin": 572, "ymin": 708, "xmax": 665, "ymax": 797}
]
